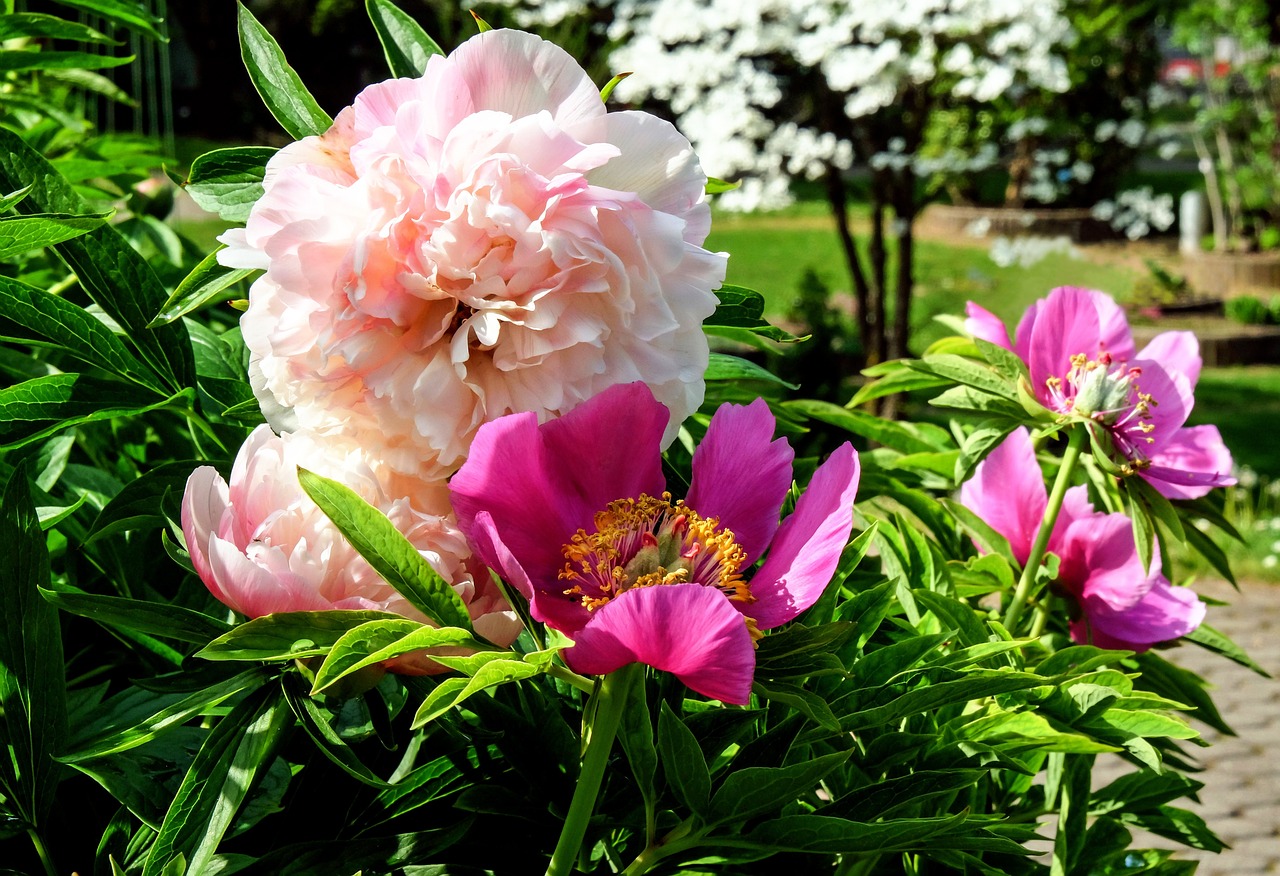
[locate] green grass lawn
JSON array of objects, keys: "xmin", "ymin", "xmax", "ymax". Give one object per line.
[{"xmin": 704, "ymin": 212, "xmax": 1136, "ymax": 353}]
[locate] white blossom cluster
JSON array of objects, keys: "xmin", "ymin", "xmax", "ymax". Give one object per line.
[
  {"xmin": 490, "ymin": 0, "xmax": 1076, "ymax": 210},
  {"xmin": 988, "ymin": 234, "xmax": 1080, "ymax": 268},
  {"xmin": 1091, "ymin": 187, "xmax": 1175, "ymax": 240}
]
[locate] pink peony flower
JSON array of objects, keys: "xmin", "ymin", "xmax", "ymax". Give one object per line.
[
  {"xmin": 181, "ymin": 425, "xmax": 521, "ymax": 673},
  {"xmin": 220, "ymin": 29, "xmax": 727, "ymax": 482},
  {"xmin": 961, "ymin": 427, "xmax": 1205, "ymax": 651},
  {"xmin": 965, "ymin": 288, "xmax": 1234, "ymax": 499},
  {"xmin": 447, "ymin": 382, "xmax": 861, "ymax": 704}
]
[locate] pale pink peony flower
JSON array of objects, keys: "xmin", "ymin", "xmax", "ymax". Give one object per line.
[
  {"xmin": 220, "ymin": 29, "xmax": 727, "ymax": 481},
  {"xmin": 181, "ymin": 425, "xmax": 521, "ymax": 673}
]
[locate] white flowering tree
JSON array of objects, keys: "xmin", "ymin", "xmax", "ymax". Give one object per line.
[{"xmin": 490, "ymin": 0, "xmax": 1073, "ymax": 368}]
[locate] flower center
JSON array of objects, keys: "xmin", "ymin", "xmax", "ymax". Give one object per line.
[
  {"xmin": 1046, "ymin": 353, "xmax": 1157, "ymax": 429},
  {"xmin": 559, "ymin": 492, "xmax": 752, "ymax": 612}
]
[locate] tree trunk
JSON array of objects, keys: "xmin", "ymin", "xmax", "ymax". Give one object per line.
[
  {"xmin": 868, "ymin": 173, "xmax": 889, "ymax": 367},
  {"xmin": 824, "ymin": 164, "xmax": 873, "ymax": 362}
]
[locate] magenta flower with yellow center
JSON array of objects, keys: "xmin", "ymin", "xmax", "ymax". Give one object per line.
[
  {"xmin": 966, "ymin": 286, "xmax": 1234, "ymax": 499},
  {"xmin": 448, "ymin": 382, "xmax": 861, "ymax": 704}
]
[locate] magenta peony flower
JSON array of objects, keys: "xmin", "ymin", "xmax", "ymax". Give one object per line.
[
  {"xmin": 965, "ymin": 287, "xmax": 1234, "ymax": 499},
  {"xmin": 220, "ymin": 29, "xmax": 727, "ymax": 482},
  {"xmin": 447, "ymin": 383, "xmax": 861, "ymax": 704},
  {"xmin": 181, "ymin": 425, "xmax": 521, "ymax": 673},
  {"xmin": 961, "ymin": 427, "xmax": 1205, "ymax": 651}
]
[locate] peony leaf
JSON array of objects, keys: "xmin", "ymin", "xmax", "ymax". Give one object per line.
[
  {"xmin": 787, "ymin": 398, "xmax": 951, "ymax": 455},
  {"xmin": 0, "ymin": 210, "xmax": 109, "ymax": 259},
  {"xmin": 282, "ymin": 675, "xmax": 395, "ymax": 788},
  {"xmin": 705, "ymin": 285, "xmax": 804, "ymax": 343},
  {"xmin": 599, "ymin": 71, "xmax": 631, "ymax": 103},
  {"xmin": 58, "ymin": 669, "xmax": 267, "ymax": 763},
  {"xmin": 0, "ymin": 127, "xmax": 195, "ymax": 390},
  {"xmin": 366, "ymin": 0, "xmax": 444, "ymax": 78},
  {"xmin": 469, "ymin": 10, "xmax": 493, "ymax": 32},
  {"xmin": 911, "ymin": 353, "xmax": 1019, "ymax": 401},
  {"xmin": 182, "ymin": 146, "xmax": 275, "ymax": 223},
  {"xmin": 143, "ymin": 684, "xmax": 291, "ymax": 876},
  {"xmin": 707, "ymin": 750, "xmax": 850, "ymax": 825},
  {"xmin": 0, "ymin": 13, "xmax": 116, "ymax": 44},
  {"xmin": 0, "ymin": 375, "xmax": 191, "ymax": 451},
  {"xmin": 744, "ymin": 812, "xmax": 969, "ymax": 854},
  {"xmin": 40, "ymin": 584, "xmax": 232, "ymax": 645},
  {"xmin": 236, "ymin": 1, "xmax": 333, "ymax": 139},
  {"xmin": 197, "ymin": 610, "xmax": 405, "ymax": 662},
  {"xmin": 297, "ymin": 469, "xmax": 475, "ymax": 632},
  {"xmin": 311, "ymin": 620, "xmax": 486, "ymax": 694},
  {"xmin": 705, "ymin": 176, "xmax": 740, "ymax": 194},
  {"xmin": 0, "ymin": 463, "xmax": 68, "ymax": 829},
  {"xmin": 0, "ymin": 274, "xmax": 167, "ymax": 393},
  {"xmin": 0, "ymin": 49, "xmax": 134, "ymax": 74},
  {"xmin": 46, "ymin": 0, "xmax": 167, "ymax": 41},
  {"xmin": 149, "ymin": 246, "xmax": 255, "ymax": 326},
  {"xmin": 657, "ymin": 702, "xmax": 711, "ymax": 815},
  {"xmin": 85, "ymin": 459, "xmax": 205, "ymax": 542},
  {"xmin": 706, "ymin": 352, "xmax": 798, "ymax": 388},
  {"xmin": 411, "ymin": 658, "xmax": 544, "ymax": 727}
]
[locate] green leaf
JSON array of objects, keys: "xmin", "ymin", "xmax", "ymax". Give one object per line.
[
  {"xmin": 366, "ymin": 0, "xmax": 443, "ymax": 78},
  {"xmin": 789, "ymin": 398, "xmax": 951, "ymax": 455},
  {"xmin": 705, "ymin": 285, "xmax": 803, "ymax": 342},
  {"xmin": 848, "ymin": 361, "xmax": 950, "ymax": 407},
  {"xmin": 1127, "ymin": 487, "xmax": 1156, "ymax": 574},
  {"xmin": 705, "ymin": 177, "xmax": 740, "ymax": 194},
  {"xmin": 751, "ymin": 679, "xmax": 841, "ymax": 732},
  {"xmin": 0, "ymin": 13, "xmax": 115, "ymax": 43},
  {"xmin": 942, "ymin": 498, "xmax": 1015, "ymax": 566},
  {"xmin": 616, "ymin": 675, "xmax": 658, "ymax": 834},
  {"xmin": 411, "ymin": 657, "xmax": 544, "ymax": 727},
  {"xmin": 237, "ymin": 2, "xmax": 333, "ymax": 139},
  {"xmin": 86, "ymin": 460, "xmax": 205, "ymax": 541},
  {"xmin": 954, "ymin": 420, "xmax": 1017, "ymax": 484},
  {"xmin": 1182, "ymin": 623, "xmax": 1269, "ymax": 675},
  {"xmin": 469, "ymin": 9, "xmax": 494, "ymax": 31},
  {"xmin": 974, "ymin": 338, "xmax": 1029, "ymax": 383},
  {"xmin": 0, "ymin": 374, "xmax": 188, "ymax": 451},
  {"xmin": 0, "ymin": 464, "xmax": 67, "ymax": 828},
  {"xmin": 47, "ymin": 0, "xmax": 167, "ymax": 41},
  {"xmin": 1182, "ymin": 521, "xmax": 1236, "ymax": 585},
  {"xmin": 842, "ymin": 671, "xmax": 1050, "ymax": 731},
  {"xmin": 0, "ymin": 184, "xmax": 33, "ymax": 212},
  {"xmin": 40, "ymin": 585, "xmax": 231, "ymax": 645},
  {"xmin": 824, "ymin": 769, "xmax": 986, "ymax": 821},
  {"xmin": 282, "ymin": 674, "xmax": 393, "ymax": 788},
  {"xmin": 298, "ymin": 469, "xmax": 473, "ymax": 631},
  {"xmin": 0, "ymin": 127, "xmax": 195, "ymax": 390},
  {"xmin": 708, "ymin": 751, "xmax": 849, "ymax": 824},
  {"xmin": 912, "ymin": 353, "xmax": 1019, "ymax": 400},
  {"xmin": 311, "ymin": 620, "xmax": 485, "ymax": 694},
  {"xmin": 599, "ymin": 70, "xmax": 631, "ymax": 103},
  {"xmin": 0, "ymin": 210, "xmax": 108, "ymax": 259},
  {"xmin": 1090, "ymin": 770, "xmax": 1202, "ymax": 816},
  {"xmin": 59, "ymin": 670, "xmax": 267, "ymax": 763},
  {"xmin": 657, "ymin": 702, "xmax": 711, "ymax": 815},
  {"xmin": 0, "ymin": 274, "xmax": 166, "ymax": 393},
  {"xmin": 143, "ymin": 684, "xmax": 291, "ymax": 876},
  {"xmin": 197, "ymin": 610, "xmax": 405, "ymax": 662},
  {"xmin": 744, "ymin": 812, "xmax": 969, "ymax": 853},
  {"xmin": 182, "ymin": 147, "xmax": 275, "ymax": 223},
  {"xmin": 0, "ymin": 49, "xmax": 134, "ymax": 73},
  {"xmin": 1116, "ymin": 805, "xmax": 1225, "ymax": 852},
  {"xmin": 705, "ymin": 352, "xmax": 797, "ymax": 388},
  {"xmin": 150, "ymin": 247, "xmax": 255, "ymax": 326}
]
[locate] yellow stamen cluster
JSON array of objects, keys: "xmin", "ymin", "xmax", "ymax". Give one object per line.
[{"xmin": 559, "ymin": 492, "xmax": 752, "ymax": 613}]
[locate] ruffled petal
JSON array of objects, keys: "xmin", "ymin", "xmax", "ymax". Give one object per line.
[
  {"xmin": 959, "ymin": 428, "xmax": 1047, "ymax": 565},
  {"xmin": 1122, "ymin": 359, "xmax": 1193, "ymax": 453},
  {"xmin": 441, "ymin": 29, "xmax": 605, "ymax": 128},
  {"xmin": 182, "ymin": 465, "xmax": 231, "ymax": 591},
  {"xmin": 1142, "ymin": 425, "xmax": 1236, "ymax": 500},
  {"xmin": 205, "ymin": 536, "xmax": 332, "ymax": 618},
  {"xmin": 964, "ymin": 301, "xmax": 1013, "ymax": 350},
  {"xmin": 1072, "ymin": 577, "xmax": 1205, "ymax": 652},
  {"xmin": 564, "ymin": 583, "xmax": 756, "ymax": 704},
  {"xmin": 749, "ymin": 444, "xmax": 860, "ymax": 630},
  {"xmin": 1026, "ymin": 288, "xmax": 1104, "ymax": 405},
  {"xmin": 685, "ymin": 398, "xmax": 794, "ymax": 564},
  {"xmin": 450, "ymin": 382, "xmax": 668, "ymax": 590},
  {"xmin": 1137, "ymin": 330, "xmax": 1201, "ymax": 388}
]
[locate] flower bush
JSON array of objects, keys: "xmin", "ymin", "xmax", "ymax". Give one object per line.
[{"xmin": 0, "ymin": 3, "xmax": 1261, "ymax": 874}]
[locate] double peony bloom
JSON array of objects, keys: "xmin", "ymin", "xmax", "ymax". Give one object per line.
[
  {"xmin": 184, "ymin": 29, "xmax": 744, "ymax": 685},
  {"xmin": 966, "ymin": 286, "xmax": 1234, "ymax": 499}
]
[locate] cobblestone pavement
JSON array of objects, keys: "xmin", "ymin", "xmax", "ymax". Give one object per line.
[{"xmin": 1100, "ymin": 578, "xmax": 1280, "ymax": 874}]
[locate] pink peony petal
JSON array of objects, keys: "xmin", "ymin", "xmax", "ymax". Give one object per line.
[
  {"xmin": 182, "ymin": 465, "xmax": 230, "ymax": 591},
  {"xmin": 205, "ymin": 535, "xmax": 332, "ymax": 617},
  {"xmin": 1072, "ymin": 577, "xmax": 1205, "ymax": 652},
  {"xmin": 450, "ymin": 382, "xmax": 669, "ymax": 590},
  {"xmin": 564, "ymin": 583, "xmax": 756, "ymax": 704},
  {"xmin": 1122, "ymin": 359, "xmax": 1193, "ymax": 454},
  {"xmin": 443, "ymin": 29, "xmax": 605, "ymax": 129},
  {"xmin": 685, "ymin": 398, "xmax": 794, "ymax": 564},
  {"xmin": 1056, "ymin": 509, "xmax": 1155, "ymax": 614},
  {"xmin": 1142, "ymin": 425, "xmax": 1236, "ymax": 500},
  {"xmin": 959, "ymin": 428, "xmax": 1047, "ymax": 565},
  {"xmin": 1137, "ymin": 331, "xmax": 1201, "ymax": 388},
  {"xmin": 749, "ymin": 444, "xmax": 860, "ymax": 630},
  {"xmin": 964, "ymin": 302, "xmax": 1013, "ymax": 350},
  {"xmin": 1026, "ymin": 288, "xmax": 1103, "ymax": 406}
]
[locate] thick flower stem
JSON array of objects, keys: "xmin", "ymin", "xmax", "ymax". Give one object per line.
[
  {"xmin": 1004, "ymin": 427, "xmax": 1086, "ymax": 632},
  {"xmin": 28, "ymin": 829, "xmax": 55, "ymax": 876},
  {"xmin": 546, "ymin": 664, "xmax": 642, "ymax": 876}
]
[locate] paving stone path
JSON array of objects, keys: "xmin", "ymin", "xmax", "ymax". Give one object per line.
[{"xmin": 1104, "ymin": 577, "xmax": 1280, "ymax": 874}]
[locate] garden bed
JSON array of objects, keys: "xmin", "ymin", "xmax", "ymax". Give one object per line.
[
  {"xmin": 917, "ymin": 203, "xmax": 1116, "ymax": 243},
  {"xmin": 1132, "ymin": 316, "xmax": 1280, "ymax": 366},
  {"xmin": 1184, "ymin": 249, "xmax": 1280, "ymax": 299}
]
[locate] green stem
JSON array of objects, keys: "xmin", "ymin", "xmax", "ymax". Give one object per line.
[
  {"xmin": 1004, "ymin": 427, "xmax": 1086, "ymax": 632},
  {"xmin": 28, "ymin": 828, "xmax": 56, "ymax": 876},
  {"xmin": 1029, "ymin": 593, "xmax": 1054, "ymax": 640},
  {"xmin": 621, "ymin": 820, "xmax": 697, "ymax": 876},
  {"xmin": 548, "ymin": 662, "xmax": 597, "ymax": 695},
  {"xmin": 546, "ymin": 664, "xmax": 641, "ymax": 876}
]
